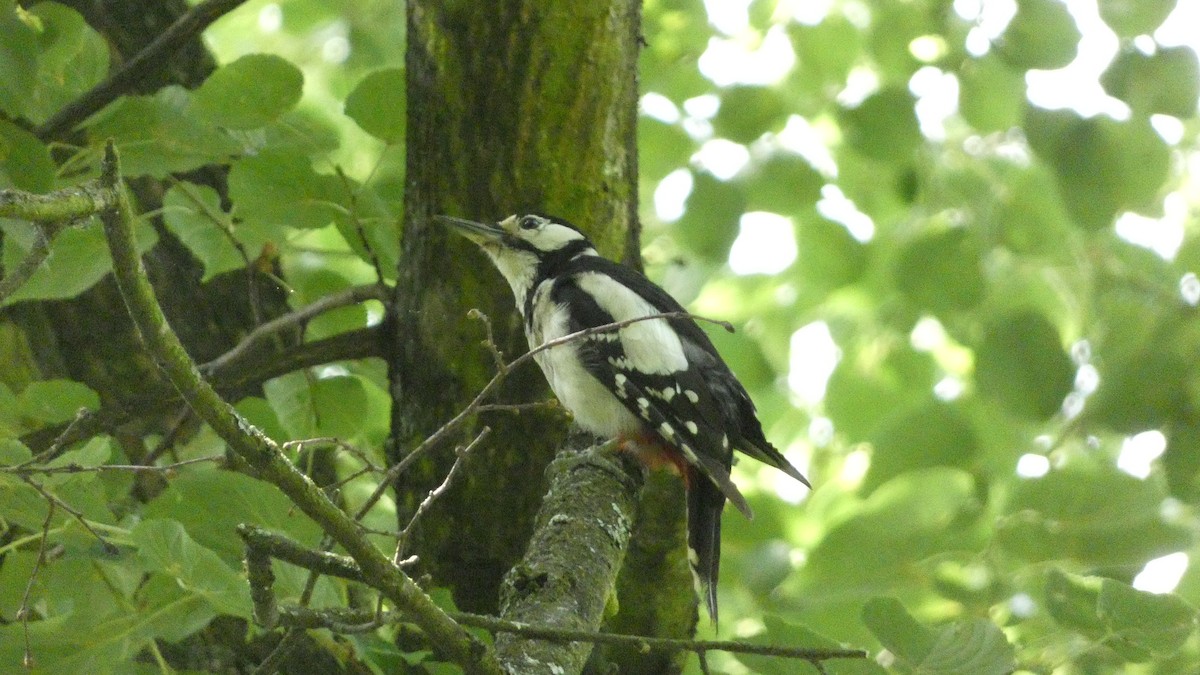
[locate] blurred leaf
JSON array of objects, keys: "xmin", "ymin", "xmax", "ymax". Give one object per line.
[
  {"xmin": 864, "ymin": 598, "xmax": 1015, "ymax": 675},
  {"xmin": 995, "ymin": 0, "xmax": 1080, "ymax": 71},
  {"xmin": 865, "ymin": 402, "xmax": 978, "ymax": 492},
  {"xmin": 998, "ymin": 464, "xmax": 1193, "ymax": 565},
  {"xmin": 713, "ymin": 85, "xmax": 788, "ymax": 144},
  {"xmin": 974, "ymin": 310, "xmax": 1074, "ymax": 420},
  {"xmin": 744, "ymin": 152, "xmax": 824, "ymax": 215},
  {"xmin": 676, "ymin": 171, "xmax": 744, "ymax": 262},
  {"xmin": 863, "ymin": 597, "xmax": 935, "ymax": 662},
  {"xmin": 345, "ymin": 67, "xmax": 407, "ymax": 144},
  {"xmin": 23, "ymin": 2, "xmax": 109, "ymax": 124},
  {"xmin": 894, "ymin": 227, "xmax": 983, "ymax": 315},
  {"xmin": 957, "ymin": 55, "xmax": 1025, "ymax": 132},
  {"xmin": 1097, "ymin": 0, "xmax": 1177, "ymax": 37},
  {"xmin": 228, "ymin": 149, "xmax": 345, "ymax": 230},
  {"xmin": 1163, "ymin": 421, "xmax": 1200, "ymax": 503},
  {"xmin": 1025, "ymin": 108, "xmax": 1170, "ymax": 230},
  {"xmin": 0, "ymin": 119, "xmax": 54, "ymax": 192},
  {"xmin": 806, "ymin": 468, "xmax": 981, "ymax": 584},
  {"xmin": 86, "ymin": 86, "xmax": 241, "ymax": 177},
  {"xmin": 1045, "ymin": 569, "xmax": 1106, "ymax": 637},
  {"xmin": 1098, "ymin": 577, "xmax": 1197, "ymax": 660},
  {"xmin": 639, "ymin": 116, "xmax": 693, "ymax": 182},
  {"xmin": 193, "ymin": 53, "xmax": 304, "ymax": 130},
  {"xmin": 826, "ymin": 343, "xmax": 935, "ymax": 441},
  {"xmin": 0, "ymin": 437, "xmax": 32, "ymax": 463},
  {"xmin": 839, "ymin": 87, "xmax": 920, "ymax": 164},
  {"xmin": 787, "ymin": 15, "xmax": 861, "ymax": 112},
  {"xmin": 17, "ymin": 378, "xmax": 100, "ymax": 424},
  {"xmin": 794, "ymin": 214, "xmax": 867, "ymax": 290},
  {"xmin": 131, "ymin": 519, "xmax": 253, "ymax": 618},
  {"xmin": 1101, "ymin": 46, "xmax": 1200, "ymax": 118},
  {"xmin": 739, "ymin": 615, "xmax": 886, "ymax": 674}
]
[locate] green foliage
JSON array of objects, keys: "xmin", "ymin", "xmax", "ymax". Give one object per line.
[{"xmin": 192, "ymin": 53, "xmax": 304, "ymax": 130}]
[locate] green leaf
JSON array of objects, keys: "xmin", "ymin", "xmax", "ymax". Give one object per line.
[
  {"xmin": 957, "ymin": 55, "xmax": 1025, "ymax": 133},
  {"xmin": 143, "ymin": 469, "xmax": 322, "ymax": 563},
  {"xmin": 86, "ymin": 86, "xmax": 240, "ymax": 177},
  {"xmin": 713, "ymin": 85, "xmax": 788, "ymax": 144},
  {"xmin": 193, "ymin": 53, "xmax": 304, "ymax": 129},
  {"xmin": 345, "ymin": 67, "xmax": 407, "ymax": 144},
  {"xmin": 838, "ymin": 87, "xmax": 921, "ymax": 163},
  {"xmin": 23, "ymin": 2, "xmax": 109, "ymax": 124},
  {"xmin": 740, "ymin": 615, "xmax": 886, "ymax": 674},
  {"xmin": 228, "ymin": 149, "xmax": 345, "ymax": 230},
  {"xmin": 130, "ymin": 519, "xmax": 253, "ymax": 618},
  {"xmin": 894, "ymin": 227, "xmax": 984, "ymax": 315},
  {"xmin": 1098, "ymin": 0, "xmax": 1177, "ymax": 37},
  {"xmin": 995, "ymin": 0, "xmax": 1080, "ymax": 71},
  {"xmin": 17, "ymin": 378, "xmax": 100, "ymax": 424},
  {"xmin": 639, "ymin": 116, "xmax": 693, "ymax": 183},
  {"xmin": 1025, "ymin": 108, "xmax": 1170, "ymax": 230},
  {"xmin": 1098, "ymin": 578, "xmax": 1197, "ymax": 660},
  {"xmin": 1101, "ymin": 46, "xmax": 1200, "ymax": 118},
  {"xmin": 794, "ymin": 214, "xmax": 867, "ymax": 290},
  {"xmin": 264, "ymin": 371, "xmax": 370, "ymax": 441},
  {"xmin": 0, "ymin": 119, "xmax": 55, "ymax": 192},
  {"xmin": 0, "ymin": 218, "xmax": 158, "ymax": 305},
  {"xmin": 973, "ymin": 311, "xmax": 1074, "ymax": 420},
  {"xmin": 162, "ymin": 182, "xmax": 287, "ymax": 281}
]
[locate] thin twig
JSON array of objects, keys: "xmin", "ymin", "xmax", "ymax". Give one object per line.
[
  {"xmin": 0, "ymin": 224, "xmax": 51, "ymax": 304},
  {"xmin": 20, "ymin": 477, "xmax": 117, "ymax": 554},
  {"xmin": 3, "ymin": 454, "xmax": 223, "ymax": 476},
  {"xmin": 201, "ymin": 283, "xmax": 389, "ymax": 374},
  {"xmin": 18, "ymin": 500, "xmax": 56, "ymax": 669},
  {"xmin": 395, "ymin": 428, "xmax": 490, "ymax": 560},
  {"xmin": 35, "ymin": 0, "xmax": 251, "ymax": 140},
  {"xmin": 21, "ymin": 408, "xmax": 96, "ymax": 467}
]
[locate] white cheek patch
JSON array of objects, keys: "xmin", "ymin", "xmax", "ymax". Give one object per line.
[{"xmin": 576, "ymin": 273, "xmax": 688, "ymax": 375}]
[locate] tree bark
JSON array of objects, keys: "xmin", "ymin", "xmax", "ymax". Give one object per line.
[{"xmin": 394, "ymin": 0, "xmax": 642, "ymax": 613}]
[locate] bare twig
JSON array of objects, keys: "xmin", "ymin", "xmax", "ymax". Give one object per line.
[
  {"xmin": 35, "ymin": 0, "xmax": 251, "ymax": 140},
  {"xmin": 3, "ymin": 454, "xmax": 223, "ymax": 476},
  {"xmin": 201, "ymin": 283, "xmax": 389, "ymax": 374}
]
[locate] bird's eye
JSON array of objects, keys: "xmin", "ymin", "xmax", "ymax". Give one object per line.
[{"xmin": 519, "ymin": 216, "xmax": 540, "ymax": 231}]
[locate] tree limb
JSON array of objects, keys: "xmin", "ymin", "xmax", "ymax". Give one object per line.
[
  {"xmin": 493, "ymin": 435, "xmax": 643, "ymax": 674},
  {"xmin": 96, "ymin": 142, "xmax": 502, "ymax": 675}
]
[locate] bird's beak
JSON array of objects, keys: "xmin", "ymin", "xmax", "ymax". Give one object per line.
[{"xmin": 434, "ymin": 215, "xmax": 505, "ymax": 246}]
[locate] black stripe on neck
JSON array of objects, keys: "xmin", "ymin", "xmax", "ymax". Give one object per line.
[{"xmin": 522, "ymin": 239, "xmax": 595, "ymax": 322}]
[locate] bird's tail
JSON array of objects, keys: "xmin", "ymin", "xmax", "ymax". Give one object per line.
[{"xmin": 688, "ymin": 473, "xmax": 726, "ymax": 624}]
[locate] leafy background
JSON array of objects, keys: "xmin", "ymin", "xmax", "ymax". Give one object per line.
[{"xmin": 2, "ymin": 0, "xmax": 1200, "ymax": 673}]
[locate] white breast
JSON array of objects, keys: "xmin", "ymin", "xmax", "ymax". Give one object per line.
[{"xmin": 527, "ymin": 281, "xmax": 642, "ymax": 438}]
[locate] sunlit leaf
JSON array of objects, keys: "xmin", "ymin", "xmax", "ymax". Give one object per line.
[
  {"xmin": 345, "ymin": 67, "xmax": 406, "ymax": 144},
  {"xmin": 193, "ymin": 53, "xmax": 303, "ymax": 129},
  {"xmin": 995, "ymin": 0, "xmax": 1080, "ymax": 71}
]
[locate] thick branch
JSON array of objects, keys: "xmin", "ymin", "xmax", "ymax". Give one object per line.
[
  {"xmin": 0, "ymin": 182, "xmax": 117, "ymax": 222},
  {"xmin": 493, "ymin": 436, "xmax": 643, "ymax": 674},
  {"xmin": 35, "ymin": 0, "xmax": 250, "ymax": 140},
  {"xmin": 96, "ymin": 143, "xmax": 501, "ymax": 675}
]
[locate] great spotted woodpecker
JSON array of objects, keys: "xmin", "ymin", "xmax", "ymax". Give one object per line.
[{"xmin": 438, "ymin": 213, "xmax": 810, "ymax": 621}]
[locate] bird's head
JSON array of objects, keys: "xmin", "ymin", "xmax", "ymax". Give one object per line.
[{"xmin": 436, "ymin": 213, "xmax": 598, "ymax": 304}]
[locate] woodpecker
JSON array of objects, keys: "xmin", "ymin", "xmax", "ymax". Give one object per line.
[{"xmin": 438, "ymin": 213, "xmax": 810, "ymax": 621}]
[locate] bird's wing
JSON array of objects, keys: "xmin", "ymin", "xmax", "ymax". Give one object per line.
[{"xmin": 550, "ymin": 270, "xmax": 752, "ymax": 518}]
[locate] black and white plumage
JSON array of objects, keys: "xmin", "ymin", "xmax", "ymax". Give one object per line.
[{"xmin": 438, "ymin": 213, "xmax": 810, "ymax": 621}]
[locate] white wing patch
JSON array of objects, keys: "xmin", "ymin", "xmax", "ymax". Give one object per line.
[{"xmin": 576, "ymin": 273, "xmax": 688, "ymax": 375}]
